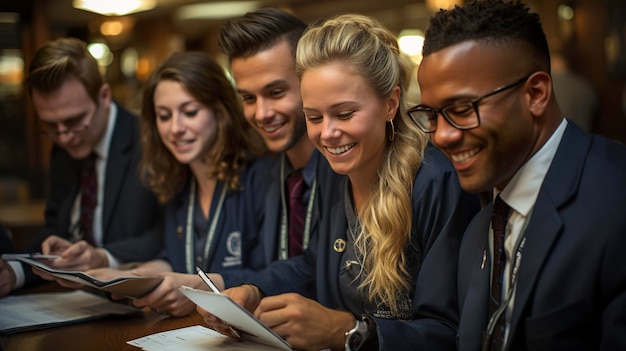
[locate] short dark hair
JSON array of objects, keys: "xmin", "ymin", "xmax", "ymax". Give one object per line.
[
  {"xmin": 423, "ymin": 0, "xmax": 551, "ymax": 72},
  {"xmin": 26, "ymin": 37, "xmax": 104, "ymax": 105},
  {"xmin": 218, "ymin": 7, "xmax": 307, "ymax": 62}
]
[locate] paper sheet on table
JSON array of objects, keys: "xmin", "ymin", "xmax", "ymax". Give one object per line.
[
  {"xmin": 127, "ymin": 325, "xmax": 286, "ymax": 351},
  {"xmin": 0, "ymin": 290, "xmax": 140, "ymax": 334}
]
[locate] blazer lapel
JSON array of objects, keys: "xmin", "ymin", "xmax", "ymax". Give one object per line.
[
  {"xmin": 458, "ymin": 209, "xmax": 492, "ymax": 351},
  {"xmin": 326, "ymin": 179, "xmax": 348, "ymax": 305},
  {"xmin": 102, "ymin": 109, "xmax": 134, "ymax": 235},
  {"xmin": 174, "ymin": 186, "xmax": 190, "ymax": 272},
  {"xmin": 508, "ymin": 123, "xmax": 591, "ymax": 342}
]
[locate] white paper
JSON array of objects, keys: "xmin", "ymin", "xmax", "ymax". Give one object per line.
[
  {"xmin": 0, "ymin": 290, "xmax": 139, "ymax": 333},
  {"xmin": 178, "ymin": 286, "xmax": 292, "ymax": 350},
  {"xmin": 127, "ymin": 325, "xmax": 285, "ymax": 351}
]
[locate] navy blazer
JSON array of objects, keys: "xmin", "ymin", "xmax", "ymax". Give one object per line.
[
  {"xmin": 260, "ymin": 150, "xmax": 343, "ymax": 263},
  {"xmin": 247, "ymin": 144, "xmax": 480, "ymax": 349},
  {"xmin": 24, "ymin": 105, "xmax": 163, "ymax": 285},
  {"xmin": 457, "ymin": 122, "xmax": 626, "ymax": 350},
  {"xmin": 163, "ymin": 157, "xmax": 274, "ymax": 288}
]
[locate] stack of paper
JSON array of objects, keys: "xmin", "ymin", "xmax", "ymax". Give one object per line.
[{"xmin": 0, "ymin": 290, "xmax": 140, "ymax": 334}]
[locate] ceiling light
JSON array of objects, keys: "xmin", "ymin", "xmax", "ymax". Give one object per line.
[
  {"xmin": 176, "ymin": 1, "xmax": 260, "ymax": 20},
  {"xmin": 73, "ymin": 0, "xmax": 156, "ymax": 16}
]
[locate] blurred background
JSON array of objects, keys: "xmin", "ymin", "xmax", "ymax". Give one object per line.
[{"xmin": 0, "ymin": 0, "xmax": 624, "ymax": 229}]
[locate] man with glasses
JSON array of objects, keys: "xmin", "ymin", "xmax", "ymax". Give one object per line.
[
  {"xmin": 0, "ymin": 38, "xmax": 162, "ymax": 296},
  {"xmin": 414, "ymin": 0, "xmax": 626, "ymax": 350}
]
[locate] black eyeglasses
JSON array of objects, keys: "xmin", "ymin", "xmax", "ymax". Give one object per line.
[
  {"xmin": 40, "ymin": 109, "xmax": 96, "ymax": 140},
  {"xmin": 40, "ymin": 124, "xmax": 90, "ymax": 139},
  {"xmin": 407, "ymin": 75, "xmax": 531, "ymax": 133}
]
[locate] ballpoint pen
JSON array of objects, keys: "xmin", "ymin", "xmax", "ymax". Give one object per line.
[
  {"xmin": 195, "ymin": 266, "xmax": 221, "ymax": 293},
  {"xmin": 195, "ymin": 266, "xmax": 241, "ymax": 339}
]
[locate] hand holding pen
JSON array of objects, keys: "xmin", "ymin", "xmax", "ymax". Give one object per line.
[{"xmin": 195, "ymin": 267, "xmax": 241, "ymax": 339}]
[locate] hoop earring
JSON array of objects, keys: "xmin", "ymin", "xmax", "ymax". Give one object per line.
[{"xmin": 388, "ymin": 119, "xmax": 395, "ymax": 142}]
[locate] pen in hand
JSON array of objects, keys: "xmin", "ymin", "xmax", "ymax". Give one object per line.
[
  {"xmin": 195, "ymin": 267, "xmax": 241, "ymax": 339},
  {"xmin": 196, "ymin": 266, "xmax": 221, "ymax": 293}
]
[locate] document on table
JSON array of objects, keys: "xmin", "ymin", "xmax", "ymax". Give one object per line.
[
  {"xmin": 6, "ymin": 256, "xmax": 162, "ymax": 299},
  {"xmin": 0, "ymin": 290, "xmax": 140, "ymax": 334},
  {"xmin": 127, "ymin": 325, "xmax": 286, "ymax": 351}
]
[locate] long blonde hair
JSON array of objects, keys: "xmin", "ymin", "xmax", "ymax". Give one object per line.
[{"xmin": 296, "ymin": 14, "xmax": 429, "ymax": 314}]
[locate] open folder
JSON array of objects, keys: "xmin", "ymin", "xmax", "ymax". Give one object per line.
[
  {"xmin": 6, "ymin": 256, "xmax": 162, "ymax": 299},
  {"xmin": 179, "ymin": 286, "xmax": 292, "ymax": 351}
]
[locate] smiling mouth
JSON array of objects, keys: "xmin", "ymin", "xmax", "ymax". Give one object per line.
[
  {"xmin": 450, "ymin": 148, "xmax": 479, "ymax": 163},
  {"xmin": 325, "ymin": 143, "xmax": 355, "ymax": 155},
  {"xmin": 260, "ymin": 122, "xmax": 285, "ymax": 133},
  {"xmin": 173, "ymin": 140, "xmax": 193, "ymax": 147}
]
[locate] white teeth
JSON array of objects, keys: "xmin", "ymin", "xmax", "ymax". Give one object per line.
[
  {"xmin": 262, "ymin": 124, "xmax": 282, "ymax": 132},
  {"xmin": 326, "ymin": 144, "xmax": 355, "ymax": 155},
  {"xmin": 173, "ymin": 140, "xmax": 192, "ymax": 146},
  {"xmin": 451, "ymin": 149, "xmax": 478, "ymax": 163}
]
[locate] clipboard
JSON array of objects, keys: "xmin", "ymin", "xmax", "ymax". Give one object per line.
[{"xmin": 179, "ymin": 286, "xmax": 292, "ymax": 350}]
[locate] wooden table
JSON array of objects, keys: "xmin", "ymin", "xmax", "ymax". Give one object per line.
[
  {"xmin": 0, "ymin": 284, "xmax": 205, "ymax": 351},
  {"xmin": 0, "ymin": 200, "xmax": 46, "ymax": 251}
]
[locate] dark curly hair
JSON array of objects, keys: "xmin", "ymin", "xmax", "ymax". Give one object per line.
[{"xmin": 423, "ymin": 0, "xmax": 551, "ymax": 72}]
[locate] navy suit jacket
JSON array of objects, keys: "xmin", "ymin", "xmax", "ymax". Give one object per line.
[
  {"xmin": 457, "ymin": 122, "xmax": 626, "ymax": 350},
  {"xmin": 247, "ymin": 144, "xmax": 480, "ymax": 349},
  {"xmin": 162, "ymin": 157, "xmax": 274, "ymax": 288},
  {"xmin": 260, "ymin": 150, "xmax": 343, "ymax": 264},
  {"xmin": 24, "ymin": 105, "xmax": 163, "ymax": 284}
]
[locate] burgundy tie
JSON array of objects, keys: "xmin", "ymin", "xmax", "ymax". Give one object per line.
[
  {"xmin": 80, "ymin": 153, "xmax": 97, "ymax": 245},
  {"xmin": 489, "ymin": 195, "xmax": 511, "ymax": 350},
  {"xmin": 287, "ymin": 171, "xmax": 305, "ymax": 257}
]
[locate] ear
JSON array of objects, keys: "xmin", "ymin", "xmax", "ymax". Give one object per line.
[
  {"xmin": 99, "ymin": 83, "xmax": 112, "ymax": 105},
  {"xmin": 525, "ymin": 71, "xmax": 551, "ymax": 117},
  {"xmin": 386, "ymin": 85, "xmax": 401, "ymax": 121}
]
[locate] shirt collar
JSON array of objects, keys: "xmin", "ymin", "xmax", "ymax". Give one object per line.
[
  {"xmin": 496, "ymin": 118, "xmax": 568, "ymax": 216},
  {"xmin": 284, "ymin": 148, "xmax": 319, "ymax": 188},
  {"xmin": 94, "ymin": 101, "xmax": 117, "ymax": 160}
]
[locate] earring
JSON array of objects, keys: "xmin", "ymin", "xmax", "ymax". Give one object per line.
[{"xmin": 388, "ymin": 119, "xmax": 395, "ymax": 142}]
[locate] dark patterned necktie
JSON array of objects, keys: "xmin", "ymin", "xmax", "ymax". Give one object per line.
[
  {"xmin": 287, "ymin": 170, "xmax": 305, "ymax": 257},
  {"xmin": 489, "ymin": 195, "xmax": 512, "ymax": 350},
  {"xmin": 80, "ymin": 153, "xmax": 97, "ymax": 245}
]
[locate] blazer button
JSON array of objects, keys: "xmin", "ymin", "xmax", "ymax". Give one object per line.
[
  {"xmin": 176, "ymin": 226, "xmax": 183, "ymax": 238},
  {"xmin": 333, "ymin": 238, "xmax": 346, "ymax": 252}
]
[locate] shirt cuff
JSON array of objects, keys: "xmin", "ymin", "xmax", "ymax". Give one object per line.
[
  {"xmin": 8, "ymin": 261, "xmax": 24, "ymax": 290},
  {"xmin": 103, "ymin": 250, "xmax": 120, "ymax": 269}
]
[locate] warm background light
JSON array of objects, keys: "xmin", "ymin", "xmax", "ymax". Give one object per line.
[{"xmin": 73, "ymin": 0, "xmax": 156, "ymax": 16}]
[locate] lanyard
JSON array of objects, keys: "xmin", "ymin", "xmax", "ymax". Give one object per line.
[
  {"xmin": 481, "ymin": 235, "xmax": 527, "ymax": 351},
  {"xmin": 185, "ymin": 178, "xmax": 228, "ymax": 274},
  {"xmin": 278, "ymin": 155, "xmax": 317, "ymax": 260}
]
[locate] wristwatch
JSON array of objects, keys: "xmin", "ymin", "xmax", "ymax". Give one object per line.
[{"xmin": 345, "ymin": 317, "xmax": 370, "ymax": 351}]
